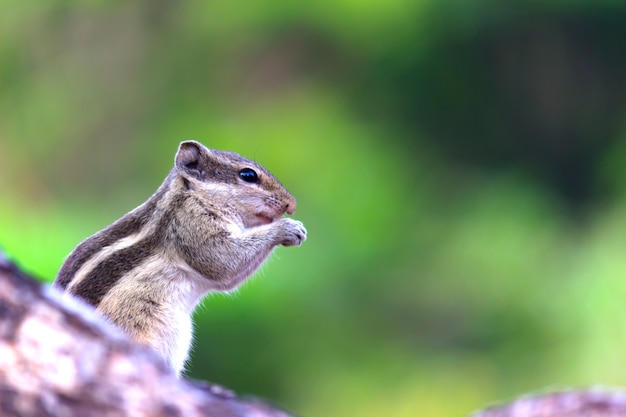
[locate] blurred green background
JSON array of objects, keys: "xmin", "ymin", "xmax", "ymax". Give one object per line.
[{"xmin": 2, "ymin": 1, "xmax": 626, "ymax": 416}]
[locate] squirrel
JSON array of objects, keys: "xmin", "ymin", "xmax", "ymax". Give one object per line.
[{"xmin": 53, "ymin": 140, "xmax": 307, "ymax": 375}]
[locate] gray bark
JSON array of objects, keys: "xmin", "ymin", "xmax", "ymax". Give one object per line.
[{"xmin": 471, "ymin": 388, "xmax": 626, "ymax": 417}]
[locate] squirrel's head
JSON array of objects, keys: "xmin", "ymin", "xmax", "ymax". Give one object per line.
[{"xmin": 174, "ymin": 140, "xmax": 297, "ymax": 227}]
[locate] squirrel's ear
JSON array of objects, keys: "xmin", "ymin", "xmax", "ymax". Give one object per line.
[{"xmin": 175, "ymin": 140, "xmax": 209, "ymax": 180}]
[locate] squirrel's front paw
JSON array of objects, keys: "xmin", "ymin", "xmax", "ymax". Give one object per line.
[{"xmin": 277, "ymin": 218, "xmax": 307, "ymax": 247}]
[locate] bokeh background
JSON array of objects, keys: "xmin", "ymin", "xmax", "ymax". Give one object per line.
[{"xmin": 2, "ymin": 1, "xmax": 626, "ymax": 416}]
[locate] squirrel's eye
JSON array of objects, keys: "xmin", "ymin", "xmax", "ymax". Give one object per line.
[{"xmin": 239, "ymin": 168, "xmax": 259, "ymax": 183}]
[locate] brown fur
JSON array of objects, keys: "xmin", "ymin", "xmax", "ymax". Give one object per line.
[{"xmin": 53, "ymin": 140, "xmax": 306, "ymax": 374}]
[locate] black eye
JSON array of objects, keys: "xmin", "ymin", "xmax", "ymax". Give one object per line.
[{"xmin": 239, "ymin": 168, "xmax": 259, "ymax": 183}]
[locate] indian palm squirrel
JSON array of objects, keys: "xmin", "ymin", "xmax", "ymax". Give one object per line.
[{"xmin": 53, "ymin": 140, "xmax": 307, "ymax": 375}]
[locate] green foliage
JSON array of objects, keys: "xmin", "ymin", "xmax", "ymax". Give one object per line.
[{"xmin": 1, "ymin": 1, "xmax": 626, "ymax": 416}]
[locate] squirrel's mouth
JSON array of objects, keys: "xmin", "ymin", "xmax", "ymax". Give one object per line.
[
  {"xmin": 245, "ymin": 205, "xmax": 286, "ymax": 228},
  {"xmin": 244, "ymin": 213, "xmax": 277, "ymax": 228},
  {"xmin": 255, "ymin": 214, "xmax": 275, "ymax": 225}
]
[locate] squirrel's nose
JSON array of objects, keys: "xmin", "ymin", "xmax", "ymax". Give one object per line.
[{"xmin": 285, "ymin": 200, "xmax": 296, "ymax": 215}]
